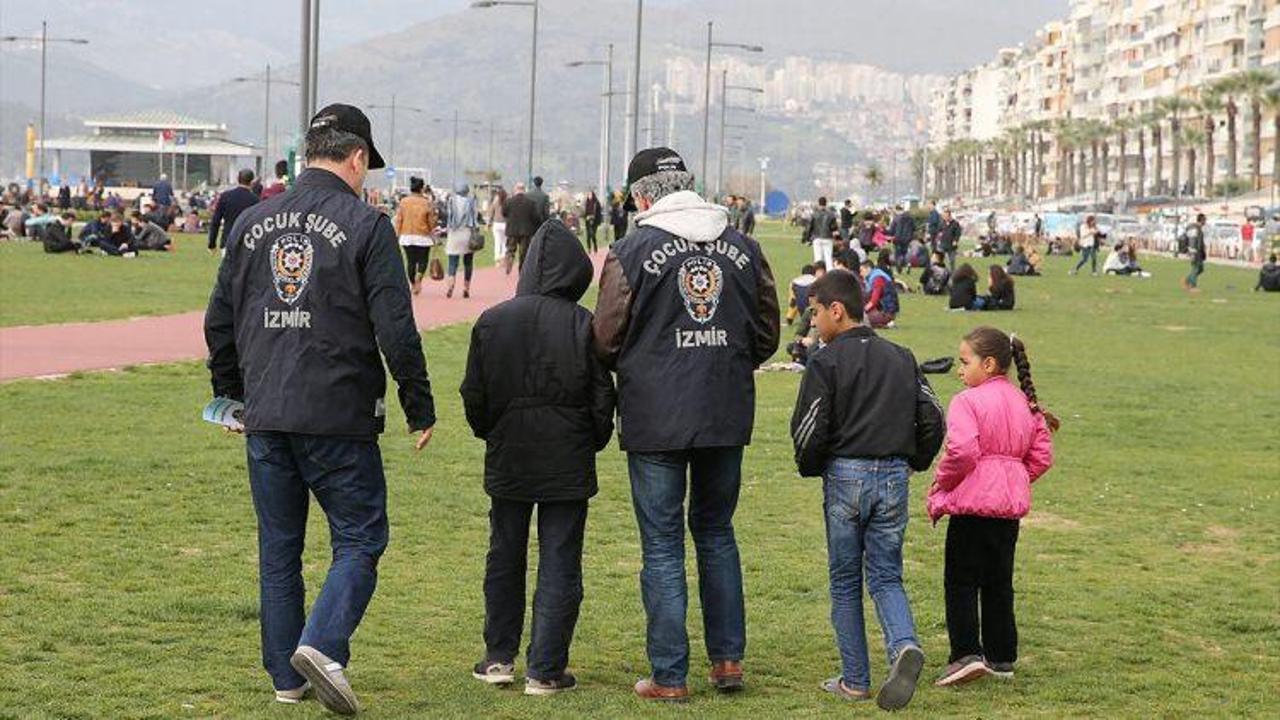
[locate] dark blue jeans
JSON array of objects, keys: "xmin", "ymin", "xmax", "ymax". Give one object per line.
[
  {"xmin": 822, "ymin": 457, "xmax": 919, "ymax": 692},
  {"xmin": 627, "ymin": 447, "xmax": 746, "ymax": 687},
  {"xmin": 1074, "ymin": 245, "xmax": 1098, "ymax": 273},
  {"xmin": 483, "ymin": 497, "xmax": 588, "ymax": 681},
  {"xmin": 246, "ymin": 432, "xmax": 389, "ymax": 691}
]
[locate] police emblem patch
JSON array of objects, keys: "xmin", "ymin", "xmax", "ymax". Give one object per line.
[
  {"xmin": 270, "ymin": 233, "xmax": 314, "ymax": 305},
  {"xmin": 677, "ymin": 255, "xmax": 723, "ymax": 324}
]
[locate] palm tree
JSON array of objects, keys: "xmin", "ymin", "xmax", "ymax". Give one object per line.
[
  {"xmin": 1112, "ymin": 115, "xmax": 1139, "ymax": 196},
  {"xmin": 1053, "ymin": 118, "xmax": 1076, "ymax": 197},
  {"xmin": 1235, "ymin": 69, "xmax": 1278, "ymax": 190},
  {"xmin": 1159, "ymin": 96, "xmax": 1198, "ymax": 196},
  {"xmin": 1143, "ymin": 108, "xmax": 1165, "ymax": 195},
  {"xmin": 1180, "ymin": 125, "xmax": 1206, "ymax": 197},
  {"xmin": 1210, "ymin": 75, "xmax": 1241, "ymax": 182},
  {"xmin": 1200, "ymin": 88, "xmax": 1223, "ymax": 194},
  {"xmin": 865, "ymin": 164, "xmax": 884, "ymax": 196},
  {"xmin": 1263, "ymin": 84, "xmax": 1280, "ymax": 193},
  {"xmin": 1080, "ymin": 119, "xmax": 1110, "ymax": 199}
]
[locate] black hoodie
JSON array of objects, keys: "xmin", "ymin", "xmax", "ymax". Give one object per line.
[{"xmin": 460, "ymin": 219, "xmax": 616, "ymax": 502}]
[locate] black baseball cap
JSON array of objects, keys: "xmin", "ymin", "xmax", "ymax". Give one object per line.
[
  {"xmin": 308, "ymin": 104, "xmax": 386, "ymax": 169},
  {"xmin": 626, "ymin": 147, "xmax": 687, "ymax": 187}
]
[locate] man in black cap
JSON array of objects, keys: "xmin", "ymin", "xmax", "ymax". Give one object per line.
[
  {"xmin": 205, "ymin": 103, "xmax": 435, "ymax": 716},
  {"xmin": 593, "ymin": 148, "xmax": 780, "ymax": 701}
]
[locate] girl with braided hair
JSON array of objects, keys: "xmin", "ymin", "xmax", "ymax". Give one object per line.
[{"xmin": 927, "ymin": 326, "xmax": 1058, "ymax": 688}]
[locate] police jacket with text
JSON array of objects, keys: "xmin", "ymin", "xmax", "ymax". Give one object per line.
[
  {"xmin": 461, "ymin": 219, "xmax": 616, "ymax": 502},
  {"xmin": 593, "ymin": 190, "xmax": 781, "ymax": 452},
  {"xmin": 790, "ymin": 326, "xmax": 945, "ymax": 477},
  {"xmin": 204, "ymin": 168, "xmax": 436, "ymax": 437}
]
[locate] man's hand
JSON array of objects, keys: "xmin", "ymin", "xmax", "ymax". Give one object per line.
[{"xmin": 413, "ymin": 426, "xmax": 435, "ymax": 452}]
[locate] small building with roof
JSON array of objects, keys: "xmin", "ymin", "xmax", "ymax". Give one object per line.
[{"xmin": 38, "ymin": 110, "xmax": 260, "ymax": 189}]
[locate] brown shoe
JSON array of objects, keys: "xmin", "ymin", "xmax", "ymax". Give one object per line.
[
  {"xmin": 634, "ymin": 678, "xmax": 688, "ymax": 702},
  {"xmin": 709, "ymin": 660, "xmax": 744, "ymax": 692}
]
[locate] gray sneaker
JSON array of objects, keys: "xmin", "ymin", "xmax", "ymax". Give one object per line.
[
  {"xmin": 986, "ymin": 660, "xmax": 1015, "ymax": 679},
  {"xmin": 472, "ymin": 659, "xmax": 516, "ymax": 685},
  {"xmin": 290, "ymin": 646, "xmax": 359, "ymax": 716},
  {"xmin": 524, "ymin": 673, "xmax": 577, "ymax": 696},
  {"xmin": 275, "ymin": 681, "xmax": 310, "ymax": 704},
  {"xmin": 877, "ymin": 644, "xmax": 925, "ymax": 711}
]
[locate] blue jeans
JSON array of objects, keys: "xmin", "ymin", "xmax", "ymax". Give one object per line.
[
  {"xmin": 447, "ymin": 252, "xmax": 474, "ymax": 281},
  {"xmin": 627, "ymin": 447, "xmax": 746, "ymax": 687},
  {"xmin": 1186, "ymin": 258, "xmax": 1204, "ymax": 287},
  {"xmin": 822, "ymin": 457, "xmax": 919, "ymax": 692},
  {"xmin": 1074, "ymin": 245, "xmax": 1097, "ymax": 273},
  {"xmin": 246, "ymin": 433, "xmax": 389, "ymax": 691}
]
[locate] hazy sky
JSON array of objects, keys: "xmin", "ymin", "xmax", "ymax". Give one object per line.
[{"xmin": 2, "ymin": 0, "xmax": 1069, "ymax": 91}]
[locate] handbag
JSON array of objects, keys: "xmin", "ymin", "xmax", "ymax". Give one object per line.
[
  {"xmin": 428, "ymin": 257, "xmax": 444, "ymax": 281},
  {"xmin": 468, "ymin": 226, "xmax": 486, "ymax": 252}
]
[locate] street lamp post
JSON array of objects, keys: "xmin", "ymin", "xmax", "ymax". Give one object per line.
[
  {"xmin": 472, "ymin": 0, "xmax": 538, "ymax": 182},
  {"xmin": 700, "ymin": 21, "xmax": 762, "ymax": 196},
  {"xmin": 568, "ymin": 44, "xmax": 615, "ymax": 202},
  {"xmin": 757, "ymin": 156, "xmax": 769, "ymax": 212},
  {"xmin": 631, "ymin": 0, "xmax": 643, "ymax": 161},
  {"xmin": 1, "ymin": 21, "xmax": 89, "ymax": 182},
  {"xmin": 430, "ymin": 112, "xmax": 484, "ymax": 188},
  {"xmin": 233, "ymin": 64, "xmax": 300, "ymax": 177},
  {"xmin": 368, "ymin": 95, "xmax": 426, "ymax": 188},
  {"xmin": 717, "ymin": 73, "xmax": 763, "ymax": 197}
]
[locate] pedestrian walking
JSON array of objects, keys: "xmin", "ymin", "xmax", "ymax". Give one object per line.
[
  {"xmin": 393, "ymin": 176, "xmax": 438, "ymax": 295},
  {"xmin": 445, "ymin": 182, "xmax": 478, "ymax": 299}
]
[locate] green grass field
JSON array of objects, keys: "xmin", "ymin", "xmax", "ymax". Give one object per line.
[
  {"xmin": 0, "ymin": 221, "xmax": 1277, "ymax": 718},
  {"xmin": 0, "ymin": 228, "xmax": 503, "ymax": 328}
]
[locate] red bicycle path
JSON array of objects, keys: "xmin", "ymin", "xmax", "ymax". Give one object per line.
[{"xmin": 0, "ymin": 252, "xmax": 606, "ymax": 382}]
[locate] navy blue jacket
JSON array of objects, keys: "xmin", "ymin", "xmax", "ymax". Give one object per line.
[
  {"xmin": 204, "ymin": 168, "xmax": 435, "ymax": 437},
  {"xmin": 208, "ymin": 185, "xmax": 259, "ymax": 249}
]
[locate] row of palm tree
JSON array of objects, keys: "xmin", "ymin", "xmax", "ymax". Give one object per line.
[{"xmin": 930, "ymin": 69, "xmax": 1280, "ymax": 202}]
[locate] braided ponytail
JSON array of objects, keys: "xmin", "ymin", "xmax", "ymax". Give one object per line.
[{"xmin": 1010, "ymin": 335, "xmax": 1060, "ymax": 432}]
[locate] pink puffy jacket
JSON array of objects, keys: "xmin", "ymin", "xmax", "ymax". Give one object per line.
[{"xmin": 927, "ymin": 376, "xmax": 1054, "ymax": 522}]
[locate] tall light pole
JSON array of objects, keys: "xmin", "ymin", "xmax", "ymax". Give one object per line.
[
  {"xmin": 369, "ymin": 95, "xmax": 425, "ymax": 188},
  {"xmin": 472, "ymin": 0, "xmax": 538, "ymax": 181},
  {"xmin": 757, "ymin": 156, "xmax": 769, "ymax": 212},
  {"xmin": 233, "ymin": 65, "xmax": 300, "ymax": 177},
  {"xmin": 631, "ymin": 0, "xmax": 644, "ymax": 161},
  {"xmin": 299, "ymin": 0, "xmax": 312, "ymax": 143},
  {"xmin": 700, "ymin": 21, "xmax": 763, "ymax": 197},
  {"xmin": 568, "ymin": 44, "xmax": 614, "ymax": 202},
  {"xmin": 718, "ymin": 74, "xmax": 762, "ymax": 197},
  {"xmin": 2, "ymin": 21, "xmax": 89, "ymax": 182},
  {"xmin": 431, "ymin": 112, "xmax": 483, "ymax": 188}
]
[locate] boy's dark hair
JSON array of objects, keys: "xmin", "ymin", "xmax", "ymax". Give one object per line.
[
  {"xmin": 953, "ymin": 262, "xmax": 978, "ymax": 283},
  {"xmin": 818, "ymin": 196, "xmax": 828, "ymax": 206},
  {"xmin": 533, "ymin": 176, "xmax": 544, "ymax": 188},
  {"xmin": 1270, "ymin": 253, "xmax": 1278, "ymax": 263},
  {"xmin": 305, "ymin": 126, "xmax": 369, "ymax": 166},
  {"xmin": 237, "ymin": 168, "xmax": 256, "ymax": 185},
  {"xmin": 409, "ymin": 176, "xmax": 425, "ymax": 193},
  {"xmin": 809, "ymin": 269, "xmax": 864, "ymax": 321},
  {"xmin": 274, "ymin": 159, "xmax": 289, "ymax": 178},
  {"xmin": 129, "ymin": 210, "xmax": 144, "ymax": 221},
  {"xmin": 812, "ymin": 260, "xmax": 826, "ymax": 272},
  {"xmin": 801, "ymin": 263, "xmax": 815, "ymax": 275},
  {"xmin": 60, "ymin": 211, "xmax": 75, "ymax": 220},
  {"xmin": 877, "ymin": 248, "xmax": 893, "ymax": 270},
  {"xmin": 963, "ymin": 326, "xmax": 1060, "ymax": 432},
  {"xmin": 99, "ymin": 210, "xmax": 112, "ymax": 220},
  {"xmin": 1196, "ymin": 213, "xmax": 1206, "ymax": 223}
]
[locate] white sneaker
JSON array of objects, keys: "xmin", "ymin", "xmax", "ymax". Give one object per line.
[
  {"xmin": 290, "ymin": 646, "xmax": 359, "ymax": 715},
  {"xmin": 275, "ymin": 682, "xmax": 310, "ymax": 704}
]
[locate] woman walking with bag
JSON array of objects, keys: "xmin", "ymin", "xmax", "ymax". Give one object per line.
[
  {"xmin": 394, "ymin": 177, "xmax": 437, "ymax": 295},
  {"xmin": 489, "ymin": 186, "xmax": 509, "ymax": 266},
  {"xmin": 446, "ymin": 182, "xmax": 478, "ymax": 299}
]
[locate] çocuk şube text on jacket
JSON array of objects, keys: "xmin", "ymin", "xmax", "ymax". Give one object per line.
[
  {"xmin": 460, "ymin": 218, "xmax": 616, "ymax": 502},
  {"xmin": 204, "ymin": 167, "xmax": 436, "ymax": 438},
  {"xmin": 790, "ymin": 326, "xmax": 945, "ymax": 477},
  {"xmin": 593, "ymin": 190, "xmax": 781, "ymax": 452}
]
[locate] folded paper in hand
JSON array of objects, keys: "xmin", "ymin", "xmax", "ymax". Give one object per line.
[{"xmin": 203, "ymin": 397, "xmax": 245, "ymax": 432}]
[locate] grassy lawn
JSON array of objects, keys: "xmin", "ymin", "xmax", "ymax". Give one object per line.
[
  {"xmin": 0, "ymin": 221, "xmax": 1277, "ymax": 718},
  {"xmin": 0, "ymin": 227, "xmax": 505, "ymax": 328}
]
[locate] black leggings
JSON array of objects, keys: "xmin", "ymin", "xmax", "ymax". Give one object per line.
[
  {"xmin": 404, "ymin": 245, "xmax": 431, "ymax": 282},
  {"xmin": 585, "ymin": 220, "xmax": 600, "ymax": 252},
  {"xmin": 944, "ymin": 515, "xmax": 1020, "ymax": 663}
]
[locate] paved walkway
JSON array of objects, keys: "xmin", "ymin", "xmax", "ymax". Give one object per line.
[{"xmin": 0, "ymin": 252, "xmax": 604, "ymax": 382}]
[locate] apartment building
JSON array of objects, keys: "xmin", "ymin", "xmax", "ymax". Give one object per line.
[{"xmin": 930, "ymin": 0, "xmax": 1280, "ymax": 201}]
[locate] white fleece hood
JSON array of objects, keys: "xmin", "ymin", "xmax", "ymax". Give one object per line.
[{"xmin": 634, "ymin": 190, "xmax": 729, "ymax": 243}]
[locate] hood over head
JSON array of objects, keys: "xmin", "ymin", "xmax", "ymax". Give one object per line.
[
  {"xmin": 516, "ymin": 218, "xmax": 593, "ymax": 301},
  {"xmin": 634, "ymin": 190, "xmax": 728, "ymax": 243}
]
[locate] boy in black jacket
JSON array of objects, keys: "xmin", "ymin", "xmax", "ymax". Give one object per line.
[
  {"xmin": 789, "ymin": 270, "xmax": 944, "ymax": 711},
  {"xmin": 461, "ymin": 218, "xmax": 616, "ymax": 695}
]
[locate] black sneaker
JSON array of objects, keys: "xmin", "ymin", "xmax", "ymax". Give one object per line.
[
  {"xmin": 472, "ymin": 659, "xmax": 516, "ymax": 685},
  {"xmin": 986, "ymin": 660, "xmax": 1015, "ymax": 679},
  {"xmin": 524, "ymin": 673, "xmax": 577, "ymax": 696},
  {"xmin": 877, "ymin": 644, "xmax": 925, "ymax": 711}
]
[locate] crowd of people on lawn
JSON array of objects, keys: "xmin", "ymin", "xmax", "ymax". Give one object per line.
[{"xmin": 201, "ymin": 103, "xmax": 1065, "ymax": 716}]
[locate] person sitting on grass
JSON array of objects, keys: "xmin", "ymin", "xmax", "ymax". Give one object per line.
[
  {"xmin": 787, "ymin": 262, "xmax": 822, "ymax": 326},
  {"xmin": 790, "ymin": 269, "xmax": 944, "ymax": 710},
  {"xmin": 949, "ymin": 263, "xmax": 979, "ymax": 310},
  {"xmin": 129, "ymin": 210, "xmax": 174, "ymax": 251},
  {"xmin": 922, "ymin": 252, "xmax": 951, "ymax": 295},
  {"xmin": 1005, "ymin": 246, "xmax": 1039, "ymax": 276},
  {"xmin": 860, "ymin": 256, "xmax": 900, "ymax": 328},
  {"xmin": 1257, "ymin": 254, "xmax": 1280, "ymax": 292},
  {"xmin": 79, "ymin": 210, "xmax": 112, "ymax": 251},
  {"xmin": 42, "ymin": 212, "xmax": 83, "ymax": 254},
  {"xmin": 23, "ymin": 203, "xmax": 58, "ymax": 242},
  {"xmin": 927, "ymin": 326, "xmax": 1057, "ymax": 687},
  {"xmin": 100, "ymin": 212, "xmax": 138, "ymax": 257},
  {"xmin": 461, "ymin": 219, "xmax": 616, "ymax": 696},
  {"xmin": 970, "ymin": 265, "xmax": 1015, "ymax": 311},
  {"xmin": 1103, "ymin": 240, "xmax": 1150, "ymax": 277}
]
